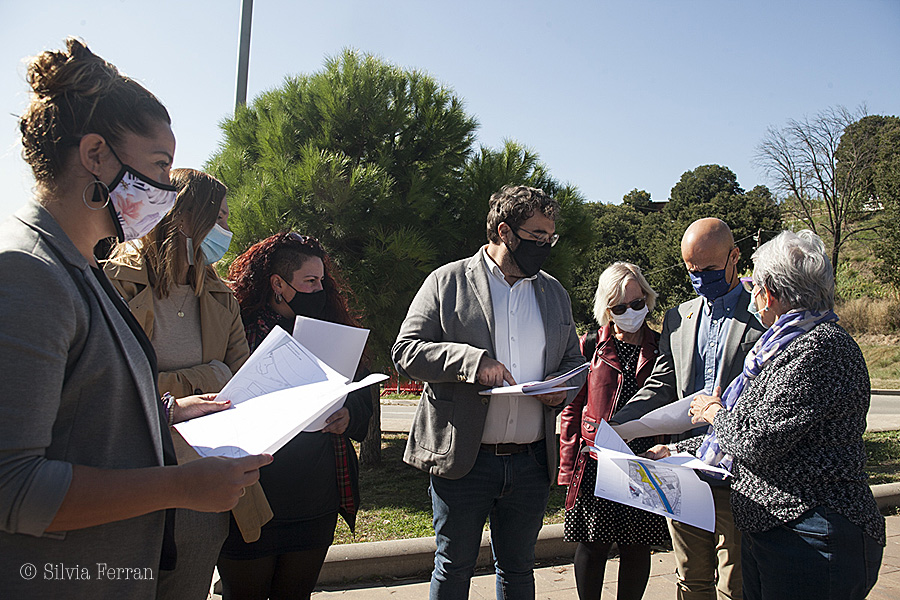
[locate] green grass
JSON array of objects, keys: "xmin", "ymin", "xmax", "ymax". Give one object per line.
[
  {"xmin": 333, "ymin": 434, "xmax": 566, "ymax": 544},
  {"xmin": 380, "ymin": 392, "xmax": 420, "ymax": 401},
  {"xmin": 860, "ymin": 345, "xmax": 900, "ymax": 389},
  {"xmin": 334, "ymin": 435, "xmax": 432, "ymax": 544},
  {"xmin": 864, "ymin": 430, "xmax": 900, "ymax": 486},
  {"xmin": 333, "ymin": 431, "xmax": 900, "ymax": 544}
]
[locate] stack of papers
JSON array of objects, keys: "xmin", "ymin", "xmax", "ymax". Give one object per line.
[
  {"xmin": 174, "ymin": 325, "xmax": 386, "ymax": 458},
  {"xmin": 478, "ymin": 362, "xmax": 589, "ymax": 396},
  {"xmin": 585, "ymin": 419, "xmax": 728, "ymax": 532}
]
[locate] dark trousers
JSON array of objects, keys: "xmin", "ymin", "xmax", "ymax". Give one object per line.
[
  {"xmin": 741, "ymin": 505, "xmax": 882, "ymax": 600},
  {"xmin": 428, "ymin": 440, "xmax": 550, "ymax": 600}
]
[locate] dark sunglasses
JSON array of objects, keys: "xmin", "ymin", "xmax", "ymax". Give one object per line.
[
  {"xmin": 287, "ymin": 232, "xmax": 324, "ymax": 251},
  {"xmin": 609, "ymin": 297, "xmax": 647, "ymax": 315},
  {"xmin": 288, "ymin": 232, "xmax": 315, "ymax": 244}
]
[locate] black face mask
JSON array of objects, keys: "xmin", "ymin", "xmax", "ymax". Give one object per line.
[
  {"xmin": 284, "ymin": 283, "xmax": 327, "ymax": 319},
  {"xmin": 507, "ymin": 230, "xmax": 552, "ymax": 277}
]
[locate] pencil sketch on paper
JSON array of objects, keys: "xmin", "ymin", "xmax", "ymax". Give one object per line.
[{"xmin": 217, "ymin": 326, "xmax": 334, "ymax": 405}]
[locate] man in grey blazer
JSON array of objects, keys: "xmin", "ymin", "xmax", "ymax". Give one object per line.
[
  {"xmin": 393, "ymin": 185, "xmax": 586, "ymax": 600},
  {"xmin": 612, "ymin": 218, "xmax": 765, "ymax": 600}
]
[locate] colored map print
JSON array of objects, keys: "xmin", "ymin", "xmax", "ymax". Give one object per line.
[{"xmin": 626, "ymin": 460, "xmax": 682, "ymax": 516}]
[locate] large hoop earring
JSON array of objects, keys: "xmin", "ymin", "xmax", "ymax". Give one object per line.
[{"xmin": 82, "ymin": 179, "xmax": 110, "ymax": 210}]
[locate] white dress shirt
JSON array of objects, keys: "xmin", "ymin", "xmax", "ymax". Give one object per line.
[{"xmin": 480, "ymin": 247, "xmax": 546, "ymax": 444}]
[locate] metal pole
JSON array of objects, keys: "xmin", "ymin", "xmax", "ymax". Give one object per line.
[{"xmin": 235, "ymin": 0, "xmax": 253, "ymax": 111}]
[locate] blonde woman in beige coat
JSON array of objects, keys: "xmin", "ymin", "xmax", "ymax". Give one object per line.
[
  {"xmin": 105, "ymin": 168, "xmax": 249, "ymax": 398},
  {"xmin": 105, "ymin": 168, "xmax": 257, "ymax": 600}
]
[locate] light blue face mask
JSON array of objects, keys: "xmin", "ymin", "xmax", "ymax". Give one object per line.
[
  {"xmin": 199, "ymin": 223, "xmax": 233, "ymax": 264},
  {"xmin": 748, "ymin": 287, "xmax": 767, "ymax": 328}
]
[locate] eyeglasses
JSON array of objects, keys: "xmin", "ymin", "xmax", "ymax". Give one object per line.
[
  {"xmin": 515, "ymin": 226, "xmax": 559, "ymax": 247},
  {"xmin": 609, "ymin": 297, "xmax": 646, "ymax": 315},
  {"xmin": 740, "ymin": 277, "xmax": 756, "ymax": 293}
]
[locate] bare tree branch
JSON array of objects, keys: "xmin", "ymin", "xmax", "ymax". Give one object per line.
[{"xmin": 754, "ymin": 105, "xmax": 873, "ymax": 273}]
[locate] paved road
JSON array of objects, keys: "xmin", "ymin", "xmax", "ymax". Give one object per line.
[
  {"xmin": 380, "ymin": 402, "xmax": 417, "ymax": 433},
  {"xmin": 382, "ymin": 392, "xmax": 900, "ymax": 433},
  {"xmin": 869, "ymin": 392, "xmax": 900, "ymax": 431}
]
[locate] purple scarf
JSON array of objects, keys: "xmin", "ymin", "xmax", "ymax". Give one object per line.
[{"xmin": 697, "ymin": 308, "xmax": 839, "ymax": 471}]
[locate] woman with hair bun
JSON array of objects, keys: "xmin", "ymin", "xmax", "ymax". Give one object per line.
[
  {"xmin": 0, "ymin": 39, "xmax": 270, "ymax": 599},
  {"xmin": 218, "ymin": 232, "xmax": 373, "ymax": 600}
]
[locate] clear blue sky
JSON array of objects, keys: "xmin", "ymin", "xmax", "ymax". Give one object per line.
[{"xmin": 2, "ymin": 0, "xmax": 898, "ymax": 221}]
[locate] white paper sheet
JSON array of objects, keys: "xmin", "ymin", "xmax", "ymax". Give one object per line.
[
  {"xmin": 292, "ymin": 316, "xmax": 370, "ymax": 430},
  {"xmin": 586, "ymin": 418, "xmax": 718, "ymax": 531},
  {"xmin": 174, "ymin": 374, "xmax": 386, "ymax": 458},
  {"xmin": 292, "ymin": 316, "xmax": 369, "ymax": 379},
  {"xmin": 483, "ymin": 385, "xmax": 579, "ymax": 397},
  {"xmin": 583, "ymin": 419, "xmax": 634, "ymax": 456},
  {"xmin": 592, "ymin": 446, "xmax": 715, "ymax": 532},
  {"xmin": 175, "ymin": 326, "xmax": 387, "ymax": 457},
  {"xmin": 661, "ymin": 452, "xmax": 732, "ymax": 479},
  {"xmin": 478, "ymin": 362, "xmax": 589, "ymax": 396},
  {"xmin": 217, "ymin": 326, "xmax": 342, "ymax": 404},
  {"xmin": 611, "ymin": 392, "xmax": 704, "ymax": 440}
]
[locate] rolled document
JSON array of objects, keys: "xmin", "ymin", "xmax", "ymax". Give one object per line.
[{"xmin": 611, "ymin": 393, "xmax": 702, "ymax": 440}]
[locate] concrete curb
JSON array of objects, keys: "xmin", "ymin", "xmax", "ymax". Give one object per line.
[
  {"xmin": 872, "ymin": 389, "xmax": 900, "ymax": 396},
  {"xmin": 873, "ymin": 482, "xmax": 900, "ymax": 510},
  {"xmin": 318, "ymin": 483, "xmax": 900, "ymax": 585},
  {"xmin": 320, "ymin": 523, "xmax": 573, "ymax": 585}
]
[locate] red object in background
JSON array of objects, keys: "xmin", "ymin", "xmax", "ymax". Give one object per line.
[{"xmin": 381, "ymin": 372, "xmax": 424, "ymax": 396}]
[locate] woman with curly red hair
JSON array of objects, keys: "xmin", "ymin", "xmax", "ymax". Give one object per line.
[{"xmin": 217, "ymin": 232, "xmax": 373, "ymax": 600}]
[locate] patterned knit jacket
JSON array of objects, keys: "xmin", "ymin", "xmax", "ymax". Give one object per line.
[{"xmin": 682, "ymin": 322, "xmax": 885, "ymax": 545}]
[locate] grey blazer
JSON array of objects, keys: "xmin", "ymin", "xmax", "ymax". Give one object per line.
[
  {"xmin": 392, "ymin": 250, "xmax": 586, "ymax": 480},
  {"xmin": 0, "ymin": 204, "xmax": 167, "ymax": 599},
  {"xmin": 611, "ymin": 290, "xmax": 765, "ymax": 431}
]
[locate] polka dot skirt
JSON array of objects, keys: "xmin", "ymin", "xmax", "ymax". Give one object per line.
[{"xmin": 563, "ymin": 338, "xmax": 671, "ymax": 546}]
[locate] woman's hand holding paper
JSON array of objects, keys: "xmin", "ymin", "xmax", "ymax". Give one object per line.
[
  {"xmin": 176, "ymin": 454, "xmax": 273, "ymax": 512},
  {"xmin": 321, "ymin": 407, "xmax": 350, "ymax": 434},
  {"xmin": 173, "ymin": 394, "xmax": 232, "ymax": 424},
  {"xmin": 689, "ymin": 386, "xmax": 724, "ymax": 425}
]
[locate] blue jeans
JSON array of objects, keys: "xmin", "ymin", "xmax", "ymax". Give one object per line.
[
  {"xmin": 429, "ymin": 440, "xmax": 550, "ymax": 600},
  {"xmin": 741, "ymin": 505, "xmax": 883, "ymax": 600}
]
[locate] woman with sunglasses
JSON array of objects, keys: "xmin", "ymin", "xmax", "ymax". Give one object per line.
[
  {"xmin": 558, "ymin": 262, "xmax": 669, "ymax": 600},
  {"xmin": 218, "ymin": 232, "xmax": 373, "ymax": 600}
]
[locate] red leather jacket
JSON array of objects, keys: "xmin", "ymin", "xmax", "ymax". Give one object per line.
[{"xmin": 557, "ymin": 323, "xmax": 660, "ymax": 510}]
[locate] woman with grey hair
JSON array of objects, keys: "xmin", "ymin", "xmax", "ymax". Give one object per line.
[
  {"xmin": 649, "ymin": 230, "xmax": 884, "ymax": 599},
  {"xmin": 559, "ymin": 262, "xmax": 670, "ymax": 599}
]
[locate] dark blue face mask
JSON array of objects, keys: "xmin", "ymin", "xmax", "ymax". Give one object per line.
[
  {"xmin": 689, "ymin": 249, "xmax": 736, "ymax": 300},
  {"xmin": 690, "ymin": 269, "xmax": 730, "ymax": 300}
]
